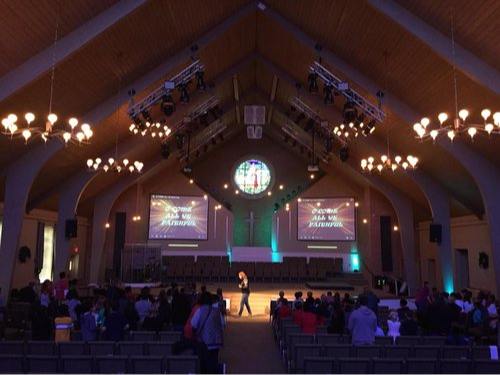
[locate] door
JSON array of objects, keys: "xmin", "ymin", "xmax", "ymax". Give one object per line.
[{"xmin": 455, "ymin": 249, "xmax": 470, "ymax": 290}]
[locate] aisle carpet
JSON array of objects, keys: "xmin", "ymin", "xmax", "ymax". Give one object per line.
[{"xmin": 219, "ymin": 313, "xmax": 287, "ymax": 374}]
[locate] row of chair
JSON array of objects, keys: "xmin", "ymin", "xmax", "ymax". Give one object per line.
[
  {"xmin": 287, "ymin": 342, "xmax": 498, "ymax": 370},
  {"xmin": 299, "ymin": 357, "xmax": 500, "ymax": 374},
  {"xmin": 23, "ymin": 330, "xmax": 182, "ymax": 344},
  {"xmin": 0, "ymin": 341, "xmax": 177, "ymax": 357},
  {"xmin": 0, "ymin": 354, "xmax": 199, "ymax": 374},
  {"xmin": 162, "ymin": 256, "xmax": 345, "ymax": 282}
]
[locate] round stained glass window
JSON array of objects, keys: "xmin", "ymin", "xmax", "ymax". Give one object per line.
[{"xmin": 234, "ymin": 159, "xmax": 272, "ymax": 196}]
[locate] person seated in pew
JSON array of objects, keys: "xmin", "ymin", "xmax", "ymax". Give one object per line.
[
  {"xmin": 292, "ymin": 301, "xmax": 305, "ymax": 325},
  {"xmin": 400, "ymin": 310, "xmax": 419, "ymax": 336}
]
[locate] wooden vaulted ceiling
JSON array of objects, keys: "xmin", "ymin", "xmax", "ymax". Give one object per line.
[{"xmin": 0, "ymin": 0, "xmax": 498, "ymax": 220}]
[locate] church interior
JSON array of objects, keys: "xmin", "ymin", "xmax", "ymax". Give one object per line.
[{"xmin": 0, "ymin": 0, "xmax": 499, "ymax": 374}]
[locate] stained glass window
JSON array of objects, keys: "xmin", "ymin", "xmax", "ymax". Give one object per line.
[{"xmin": 234, "ymin": 159, "xmax": 272, "ymax": 195}]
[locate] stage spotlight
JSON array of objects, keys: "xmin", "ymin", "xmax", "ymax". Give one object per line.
[
  {"xmin": 200, "ymin": 112, "xmax": 209, "ymax": 127},
  {"xmin": 160, "ymin": 93, "xmax": 176, "ymax": 116},
  {"xmin": 161, "ymin": 143, "xmax": 170, "ymax": 159},
  {"xmin": 308, "ymin": 72, "xmax": 319, "ymax": 94},
  {"xmin": 211, "ymin": 138, "xmax": 217, "ymax": 146},
  {"xmin": 292, "ymin": 140, "xmax": 297, "ymax": 147},
  {"xmin": 196, "ymin": 71, "xmax": 206, "ymax": 92},
  {"xmin": 179, "ymin": 83, "xmax": 189, "ymax": 104},
  {"xmin": 203, "ymin": 144, "xmax": 208, "ymax": 153},
  {"xmin": 219, "ymin": 133, "xmax": 224, "ymax": 142},
  {"xmin": 132, "ymin": 115, "xmax": 146, "ymax": 131},
  {"xmin": 324, "ymin": 84, "xmax": 334, "ymax": 106},
  {"xmin": 141, "ymin": 109, "xmax": 153, "ymax": 124},
  {"xmin": 274, "ymin": 203, "xmax": 280, "ymax": 210},
  {"xmin": 325, "ymin": 137, "xmax": 333, "ymax": 153},
  {"xmin": 195, "ymin": 150, "xmax": 200, "ymax": 158},
  {"xmin": 343, "ymin": 100, "xmax": 357, "ymax": 123},
  {"xmin": 283, "ymin": 134, "xmax": 289, "ymax": 143},
  {"xmin": 363, "ymin": 119, "xmax": 376, "ymax": 135},
  {"xmin": 339, "ymin": 145, "xmax": 349, "ymax": 162},
  {"xmin": 175, "ymin": 134, "xmax": 185, "ymax": 149}
]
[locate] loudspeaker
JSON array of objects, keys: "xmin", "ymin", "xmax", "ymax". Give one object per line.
[
  {"xmin": 65, "ymin": 219, "xmax": 78, "ymax": 238},
  {"xmin": 429, "ymin": 223, "xmax": 442, "ymax": 243}
]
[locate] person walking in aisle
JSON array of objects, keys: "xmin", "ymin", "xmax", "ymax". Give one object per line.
[{"xmin": 237, "ymin": 272, "xmax": 252, "ymax": 318}]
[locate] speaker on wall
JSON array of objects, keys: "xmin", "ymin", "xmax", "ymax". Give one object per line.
[
  {"xmin": 65, "ymin": 219, "xmax": 78, "ymax": 238},
  {"xmin": 429, "ymin": 223, "xmax": 442, "ymax": 243}
]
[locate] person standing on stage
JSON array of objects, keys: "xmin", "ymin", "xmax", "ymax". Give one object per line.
[{"xmin": 237, "ymin": 272, "xmax": 252, "ymax": 318}]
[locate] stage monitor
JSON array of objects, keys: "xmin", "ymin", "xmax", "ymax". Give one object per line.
[
  {"xmin": 148, "ymin": 194, "xmax": 208, "ymax": 240},
  {"xmin": 297, "ymin": 197, "xmax": 356, "ymax": 241}
]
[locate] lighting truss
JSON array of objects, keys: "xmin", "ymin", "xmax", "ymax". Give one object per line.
[
  {"xmin": 177, "ymin": 118, "xmax": 227, "ymax": 162},
  {"xmin": 129, "ymin": 95, "xmax": 219, "ymax": 140},
  {"xmin": 310, "ymin": 61, "xmax": 385, "ymax": 123},
  {"xmin": 281, "ymin": 118, "xmax": 330, "ymax": 164},
  {"xmin": 291, "ymin": 96, "xmax": 347, "ymax": 147},
  {"xmin": 127, "ymin": 59, "xmax": 204, "ymax": 119}
]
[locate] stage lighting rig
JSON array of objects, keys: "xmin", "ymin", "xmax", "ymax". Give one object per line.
[
  {"xmin": 129, "ymin": 95, "xmax": 218, "ymax": 141},
  {"xmin": 127, "ymin": 59, "xmax": 205, "ymax": 123},
  {"xmin": 177, "ymin": 117, "xmax": 227, "ymax": 162},
  {"xmin": 308, "ymin": 61, "xmax": 385, "ymax": 123},
  {"xmin": 291, "ymin": 97, "xmax": 346, "ymax": 148}
]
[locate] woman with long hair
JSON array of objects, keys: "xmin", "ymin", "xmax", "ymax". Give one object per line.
[{"xmin": 237, "ymin": 272, "xmax": 252, "ymax": 318}]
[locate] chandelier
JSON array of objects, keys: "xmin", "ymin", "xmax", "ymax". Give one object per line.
[
  {"xmin": 86, "ymin": 157, "xmax": 143, "ymax": 174},
  {"xmin": 413, "ymin": 110, "xmax": 500, "ymax": 142},
  {"xmin": 361, "ymin": 138, "xmax": 418, "ymax": 173},
  {"xmin": 361, "ymin": 155, "xmax": 418, "ymax": 173},
  {"xmin": 412, "ymin": 9, "xmax": 499, "ymax": 143},
  {"xmin": 1, "ymin": 22, "xmax": 92, "ymax": 145},
  {"xmin": 86, "ymin": 76, "xmax": 143, "ymax": 174}
]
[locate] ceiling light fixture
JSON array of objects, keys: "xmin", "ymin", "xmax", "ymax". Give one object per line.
[
  {"xmin": 87, "ymin": 75, "xmax": 143, "ymax": 174},
  {"xmin": 2, "ymin": 21, "xmax": 93, "ymax": 145},
  {"xmin": 413, "ymin": 9, "xmax": 498, "ymax": 143},
  {"xmin": 361, "ymin": 138, "xmax": 418, "ymax": 173}
]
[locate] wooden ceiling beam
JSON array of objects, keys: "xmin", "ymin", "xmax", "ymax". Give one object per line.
[
  {"xmin": 366, "ymin": 0, "xmax": 500, "ymax": 95},
  {"xmin": 0, "ymin": 0, "xmax": 150, "ymax": 103},
  {"xmin": 26, "ymin": 54, "xmax": 257, "ymax": 212}
]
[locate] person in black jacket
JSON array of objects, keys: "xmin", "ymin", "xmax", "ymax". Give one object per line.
[{"xmin": 237, "ymin": 272, "xmax": 252, "ymax": 318}]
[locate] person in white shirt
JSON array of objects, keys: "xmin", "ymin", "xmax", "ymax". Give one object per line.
[
  {"xmin": 135, "ymin": 293, "xmax": 152, "ymax": 325},
  {"xmin": 387, "ymin": 310, "xmax": 401, "ymax": 342},
  {"xmin": 191, "ymin": 292, "xmax": 225, "ymax": 374},
  {"xmin": 487, "ymin": 295, "xmax": 498, "ymax": 330}
]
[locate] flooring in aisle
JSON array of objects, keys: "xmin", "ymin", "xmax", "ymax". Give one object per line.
[{"xmin": 219, "ymin": 313, "xmax": 286, "ymax": 374}]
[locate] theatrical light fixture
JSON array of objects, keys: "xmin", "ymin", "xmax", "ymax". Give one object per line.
[
  {"xmin": 308, "ymin": 61, "xmax": 385, "ymax": 123},
  {"xmin": 195, "ymin": 71, "xmax": 206, "ymax": 92},
  {"xmin": 128, "ymin": 59, "xmax": 204, "ymax": 123},
  {"xmin": 339, "ymin": 145, "xmax": 349, "ymax": 162},
  {"xmin": 129, "ymin": 95, "xmax": 218, "ymax": 141},
  {"xmin": 160, "ymin": 93, "xmax": 176, "ymax": 116},
  {"xmin": 161, "ymin": 143, "xmax": 171, "ymax": 159},
  {"xmin": 179, "ymin": 83, "xmax": 189, "ymax": 104},
  {"xmin": 308, "ymin": 71, "xmax": 319, "ymax": 93},
  {"xmin": 2, "ymin": 22, "xmax": 93, "ymax": 145},
  {"xmin": 323, "ymin": 84, "xmax": 334, "ymax": 106}
]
